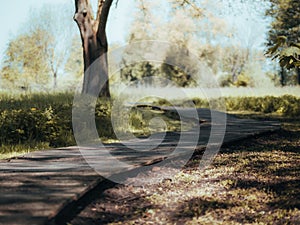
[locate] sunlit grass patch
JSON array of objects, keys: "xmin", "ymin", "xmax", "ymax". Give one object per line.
[
  {"xmin": 127, "ymin": 107, "xmax": 195, "ymax": 137},
  {"xmin": 0, "ymin": 142, "xmax": 50, "ymax": 160}
]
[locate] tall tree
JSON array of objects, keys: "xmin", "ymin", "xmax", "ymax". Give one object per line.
[
  {"xmin": 1, "ymin": 29, "xmax": 51, "ymax": 91},
  {"xmin": 33, "ymin": 4, "xmax": 76, "ymax": 90},
  {"xmin": 266, "ymin": 0, "xmax": 300, "ymax": 45},
  {"xmin": 74, "ymin": 0, "xmax": 113, "ymax": 97},
  {"xmin": 266, "ymin": 0, "xmax": 300, "ymax": 85},
  {"xmin": 121, "ymin": 0, "xmax": 227, "ymax": 87}
]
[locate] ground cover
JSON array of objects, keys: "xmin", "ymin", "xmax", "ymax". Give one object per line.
[{"xmin": 69, "ymin": 115, "xmax": 300, "ymax": 225}]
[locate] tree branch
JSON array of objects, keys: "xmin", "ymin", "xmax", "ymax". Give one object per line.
[
  {"xmin": 182, "ymin": 0, "xmax": 203, "ymax": 17},
  {"xmin": 74, "ymin": 0, "xmax": 95, "ymax": 35},
  {"xmin": 115, "ymin": 0, "xmax": 119, "ymax": 8},
  {"xmin": 96, "ymin": 0, "xmax": 105, "ymax": 26},
  {"xmin": 96, "ymin": 0, "xmax": 114, "ymax": 46}
]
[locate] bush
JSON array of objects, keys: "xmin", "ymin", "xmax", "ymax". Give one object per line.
[
  {"xmin": 0, "ymin": 93, "xmax": 114, "ymax": 147},
  {"xmin": 225, "ymin": 95, "xmax": 300, "ymax": 116},
  {"xmin": 0, "ymin": 105, "xmax": 74, "ymax": 147},
  {"xmin": 182, "ymin": 95, "xmax": 300, "ymax": 117},
  {"xmin": 1, "ymin": 93, "xmax": 299, "ymax": 149},
  {"xmin": 218, "ymin": 73, "xmax": 254, "ymax": 88}
]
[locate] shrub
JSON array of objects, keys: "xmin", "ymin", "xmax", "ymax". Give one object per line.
[
  {"xmin": 186, "ymin": 95, "xmax": 300, "ymax": 117},
  {"xmin": 226, "ymin": 95, "xmax": 300, "ymax": 116},
  {"xmin": 0, "ymin": 106, "xmax": 74, "ymax": 147},
  {"xmin": 1, "ymin": 93, "xmax": 299, "ymax": 150},
  {"xmin": 0, "ymin": 93, "xmax": 114, "ymax": 147}
]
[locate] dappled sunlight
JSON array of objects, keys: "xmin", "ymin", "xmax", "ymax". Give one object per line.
[{"xmin": 70, "ymin": 118, "xmax": 299, "ymax": 224}]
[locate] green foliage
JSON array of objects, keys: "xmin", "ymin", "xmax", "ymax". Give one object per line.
[
  {"xmin": 188, "ymin": 95, "xmax": 300, "ymax": 117},
  {"xmin": 161, "ymin": 63, "xmax": 196, "ymax": 87},
  {"xmin": 266, "ymin": 0, "xmax": 300, "ymax": 46},
  {"xmin": 218, "ymin": 73, "xmax": 254, "ymax": 88},
  {"xmin": 160, "ymin": 47, "xmax": 198, "ymax": 87},
  {"xmin": 0, "ymin": 94, "xmax": 74, "ymax": 147},
  {"xmin": 266, "ymin": 36, "xmax": 300, "ymax": 70},
  {"xmin": 265, "ymin": 0, "xmax": 300, "ymax": 83},
  {"xmin": 0, "ymin": 93, "xmax": 114, "ymax": 148},
  {"xmin": 127, "ymin": 106, "xmax": 194, "ymax": 136},
  {"xmin": 119, "ymin": 60, "xmax": 197, "ymax": 88},
  {"xmin": 226, "ymin": 95, "xmax": 300, "ymax": 116},
  {"xmin": 1, "ymin": 29, "xmax": 52, "ymax": 90},
  {"xmin": 95, "ymin": 99, "xmax": 116, "ymax": 139},
  {"xmin": 0, "ymin": 142, "xmax": 50, "ymax": 160},
  {"xmin": 2, "ymin": 92, "xmax": 299, "ymax": 157},
  {"xmin": 120, "ymin": 62, "xmax": 159, "ymax": 85},
  {"xmin": 0, "ymin": 108, "xmax": 65, "ymax": 146},
  {"xmin": 0, "ymin": 3, "xmax": 77, "ymax": 91}
]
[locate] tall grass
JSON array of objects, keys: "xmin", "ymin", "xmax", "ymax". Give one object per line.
[{"xmin": 0, "ymin": 91, "xmax": 74, "ymax": 111}]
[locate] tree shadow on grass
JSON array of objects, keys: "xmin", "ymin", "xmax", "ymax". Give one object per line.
[
  {"xmin": 173, "ymin": 197, "xmax": 276, "ymax": 224},
  {"xmin": 71, "ymin": 118, "xmax": 299, "ymax": 224},
  {"xmin": 70, "ymin": 185, "xmax": 157, "ymax": 225},
  {"xmin": 233, "ymin": 179, "xmax": 300, "ymax": 210},
  {"xmin": 221, "ymin": 128, "xmax": 300, "ymax": 154},
  {"xmin": 175, "ymin": 197, "xmax": 234, "ymax": 217}
]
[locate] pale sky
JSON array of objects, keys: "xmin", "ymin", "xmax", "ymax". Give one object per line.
[{"xmin": 0, "ymin": 0, "xmax": 135, "ymax": 57}]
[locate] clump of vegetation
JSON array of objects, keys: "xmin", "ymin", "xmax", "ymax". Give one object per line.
[
  {"xmin": 225, "ymin": 95, "xmax": 300, "ymax": 116},
  {"xmin": 186, "ymin": 95, "xmax": 300, "ymax": 117},
  {"xmin": 0, "ymin": 92, "xmax": 192, "ymax": 158},
  {"xmin": 219, "ymin": 73, "xmax": 255, "ymax": 88},
  {"xmin": 0, "ymin": 93, "xmax": 113, "ymax": 157},
  {"xmin": 157, "ymin": 95, "xmax": 300, "ymax": 117},
  {"xmin": 1, "ymin": 93, "xmax": 299, "ymax": 159}
]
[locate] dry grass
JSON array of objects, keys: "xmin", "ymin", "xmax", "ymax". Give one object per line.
[{"xmin": 69, "ymin": 116, "xmax": 300, "ymax": 225}]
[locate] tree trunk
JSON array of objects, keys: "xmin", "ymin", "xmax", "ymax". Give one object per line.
[
  {"xmin": 280, "ymin": 67, "xmax": 285, "ymax": 86},
  {"xmin": 74, "ymin": 0, "xmax": 113, "ymax": 97},
  {"xmin": 54, "ymin": 72, "xmax": 57, "ymax": 89}
]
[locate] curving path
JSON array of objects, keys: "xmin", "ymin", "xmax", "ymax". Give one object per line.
[{"xmin": 0, "ymin": 108, "xmax": 280, "ymax": 225}]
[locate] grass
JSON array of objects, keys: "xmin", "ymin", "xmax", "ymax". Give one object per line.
[
  {"xmin": 69, "ymin": 114, "xmax": 300, "ymax": 225},
  {"xmin": 0, "ymin": 142, "xmax": 50, "ymax": 160},
  {"xmin": 0, "ymin": 92, "xmax": 191, "ymax": 159},
  {"xmin": 0, "ymin": 91, "xmax": 74, "ymax": 111},
  {"xmin": 0, "ymin": 89, "xmax": 299, "ymax": 160},
  {"xmin": 127, "ymin": 106, "xmax": 195, "ymax": 137},
  {"xmin": 1, "ymin": 90, "xmax": 299, "ymax": 223}
]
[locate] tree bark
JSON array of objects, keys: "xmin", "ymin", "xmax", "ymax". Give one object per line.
[
  {"xmin": 280, "ymin": 66, "xmax": 285, "ymax": 86},
  {"xmin": 74, "ymin": 0, "xmax": 113, "ymax": 97}
]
